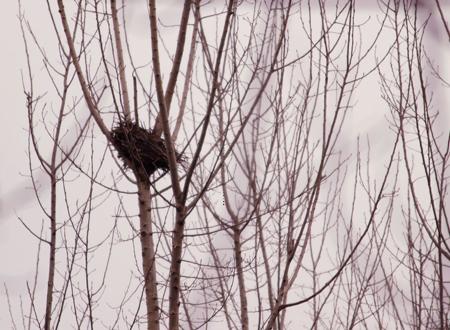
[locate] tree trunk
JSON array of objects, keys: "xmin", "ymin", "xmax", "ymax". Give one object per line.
[
  {"xmin": 44, "ymin": 175, "xmax": 57, "ymax": 330},
  {"xmin": 137, "ymin": 180, "xmax": 160, "ymax": 330},
  {"xmin": 168, "ymin": 206, "xmax": 186, "ymax": 330}
]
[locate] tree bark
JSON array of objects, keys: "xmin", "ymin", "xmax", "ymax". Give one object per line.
[
  {"xmin": 233, "ymin": 227, "xmax": 249, "ymax": 330},
  {"xmin": 44, "ymin": 175, "xmax": 56, "ymax": 330},
  {"xmin": 137, "ymin": 180, "xmax": 160, "ymax": 330},
  {"xmin": 110, "ymin": 0, "xmax": 131, "ymax": 121}
]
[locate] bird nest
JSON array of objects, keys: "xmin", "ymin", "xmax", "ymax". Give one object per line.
[{"xmin": 111, "ymin": 121, "xmax": 184, "ymax": 177}]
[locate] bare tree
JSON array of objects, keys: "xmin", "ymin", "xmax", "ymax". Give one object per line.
[
  {"xmin": 378, "ymin": 1, "xmax": 449, "ymax": 328},
  {"xmin": 10, "ymin": 0, "xmax": 449, "ymax": 329}
]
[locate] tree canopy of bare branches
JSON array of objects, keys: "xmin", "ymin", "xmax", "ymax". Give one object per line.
[{"xmin": 5, "ymin": 0, "xmax": 449, "ymax": 329}]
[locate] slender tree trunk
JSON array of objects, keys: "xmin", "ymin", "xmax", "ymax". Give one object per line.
[
  {"xmin": 168, "ymin": 206, "xmax": 186, "ymax": 330},
  {"xmin": 44, "ymin": 175, "xmax": 57, "ymax": 330},
  {"xmin": 153, "ymin": 0, "xmax": 192, "ymax": 135},
  {"xmin": 137, "ymin": 180, "xmax": 160, "ymax": 330},
  {"xmin": 110, "ymin": 0, "xmax": 131, "ymax": 121},
  {"xmin": 233, "ymin": 227, "xmax": 249, "ymax": 330}
]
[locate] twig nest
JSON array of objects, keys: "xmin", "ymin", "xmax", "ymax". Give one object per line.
[{"xmin": 111, "ymin": 121, "xmax": 183, "ymax": 177}]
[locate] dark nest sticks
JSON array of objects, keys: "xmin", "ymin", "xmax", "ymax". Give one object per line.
[{"xmin": 111, "ymin": 121, "xmax": 183, "ymax": 177}]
